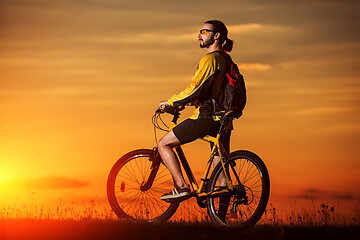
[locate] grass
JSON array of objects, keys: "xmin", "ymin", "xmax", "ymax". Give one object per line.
[
  {"xmin": 1, "ymin": 198, "xmax": 360, "ymax": 225},
  {"xmin": 0, "ymin": 199, "xmax": 359, "ymax": 239},
  {"xmin": 0, "ymin": 219, "xmax": 359, "ymax": 240}
]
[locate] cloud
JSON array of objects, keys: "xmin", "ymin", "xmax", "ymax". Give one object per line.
[
  {"xmin": 291, "ymin": 106, "xmax": 354, "ymax": 116},
  {"xmin": 332, "ymin": 194, "xmax": 354, "ymax": 200},
  {"xmin": 239, "ymin": 63, "xmax": 272, "ymax": 71},
  {"xmin": 228, "ymin": 23, "xmax": 263, "ymax": 34},
  {"xmin": 289, "ymin": 188, "xmax": 354, "ymax": 200},
  {"xmin": 1, "ymin": 176, "xmax": 90, "ymax": 189},
  {"xmin": 82, "ymin": 31, "xmax": 196, "ymax": 45},
  {"xmin": 228, "ymin": 23, "xmax": 298, "ymax": 36}
]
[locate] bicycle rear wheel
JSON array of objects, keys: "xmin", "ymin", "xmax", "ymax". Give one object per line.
[
  {"xmin": 206, "ymin": 150, "xmax": 270, "ymax": 226},
  {"xmin": 107, "ymin": 149, "xmax": 179, "ymax": 222}
]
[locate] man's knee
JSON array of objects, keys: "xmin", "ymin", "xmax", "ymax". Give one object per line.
[
  {"xmin": 158, "ymin": 131, "xmax": 180, "ymax": 149},
  {"xmin": 157, "ymin": 137, "xmax": 168, "ymax": 149}
]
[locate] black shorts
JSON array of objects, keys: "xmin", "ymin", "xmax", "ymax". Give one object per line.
[
  {"xmin": 173, "ymin": 118, "xmax": 220, "ymax": 144},
  {"xmin": 173, "ymin": 118, "xmax": 231, "ymax": 154}
]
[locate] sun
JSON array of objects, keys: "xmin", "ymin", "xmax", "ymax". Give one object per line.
[
  {"xmin": 0, "ymin": 171, "xmax": 9, "ymax": 183},
  {"xmin": 0, "ymin": 168, "xmax": 18, "ymax": 191}
]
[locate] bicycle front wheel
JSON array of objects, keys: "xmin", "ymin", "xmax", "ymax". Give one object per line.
[
  {"xmin": 206, "ymin": 150, "xmax": 270, "ymax": 226},
  {"xmin": 107, "ymin": 149, "xmax": 179, "ymax": 222}
]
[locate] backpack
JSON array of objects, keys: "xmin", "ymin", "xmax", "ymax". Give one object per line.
[{"xmin": 217, "ymin": 51, "xmax": 247, "ymax": 119}]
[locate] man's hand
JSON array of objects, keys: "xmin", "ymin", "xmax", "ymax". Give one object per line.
[{"xmin": 159, "ymin": 100, "xmax": 169, "ymax": 112}]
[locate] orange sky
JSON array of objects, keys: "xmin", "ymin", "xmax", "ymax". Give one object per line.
[{"xmin": 1, "ymin": 0, "xmax": 359, "ymax": 217}]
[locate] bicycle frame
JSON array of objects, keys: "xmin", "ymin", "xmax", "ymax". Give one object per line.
[
  {"xmin": 108, "ymin": 107, "xmax": 269, "ymax": 225},
  {"xmin": 155, "ymin": 109, "xmax": 236, "ymax": 199}
]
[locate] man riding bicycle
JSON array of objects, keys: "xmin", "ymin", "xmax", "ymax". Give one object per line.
[
  {"xmin": 158, "ymin": 20, "xmax": 235, "ymax": 201},
  {"xmin": 106, "ymin": 23, "xmax": 269, "ymax": 224}
]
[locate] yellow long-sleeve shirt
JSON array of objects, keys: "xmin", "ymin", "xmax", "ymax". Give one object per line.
[{"xmin": 167, "ymin": 50, "xmax": 227, "ymax": 120}]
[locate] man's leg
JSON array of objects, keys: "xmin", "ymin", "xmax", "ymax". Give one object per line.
[
  {"xmin": 213, "ymin": 129, "xmax": 232, "ymax": 222},
  {"xmin": 213, "ymin": 156, "xmax": 227, "ymax": 186},
  {"xmin": 157, "ymin": 130, "xmax": 187, "ymax": 188},
  {"xmin": 214, "ymin": 155, "xmax": 231, "ymax": 222},
  {"xmin": 212, "ymin": 128, "xmax": 231, "ymax": 186}
]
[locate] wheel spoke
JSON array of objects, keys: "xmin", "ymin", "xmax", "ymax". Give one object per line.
[
  {"xmin": 107, "ymin": 150, "xmax": 178, "ymax": 221},
  {"xmin": 206, "ymin": 151, "xmax": 269, "ymax": 227}
]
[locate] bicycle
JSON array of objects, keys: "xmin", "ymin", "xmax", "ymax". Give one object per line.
[{"xmin": 107, "ymin": 107, "xmax": 270, "ymax": 226}]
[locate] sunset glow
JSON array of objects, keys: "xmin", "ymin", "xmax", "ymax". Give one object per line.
[{"xmin": 1, "ymin": 0, "xmax": 359, "ymax": 219}]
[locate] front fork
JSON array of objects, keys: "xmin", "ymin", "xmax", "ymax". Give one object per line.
[
  {"xmin": 141, "ymin": 113, "xmax": 179, "ymax": 191},
  {"xmin": 140, "ymin": 148, "xmax": 161, "ymax": 191}
]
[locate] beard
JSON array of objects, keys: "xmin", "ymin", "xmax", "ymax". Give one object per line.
[{"xmin": 199, "ymin": 38, "xmax": 215, "ymax": 48}]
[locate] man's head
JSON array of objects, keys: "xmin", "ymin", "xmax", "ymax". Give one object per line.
[
  {"xmin": 198, "ymin": 23, "xmax": 217, "ymax": 49},
  {"xmin": 198, "ymin": 20, "xmax": 233, "ymax": 52}
]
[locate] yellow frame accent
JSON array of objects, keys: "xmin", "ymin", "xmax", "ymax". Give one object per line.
[{"xmin": 168, "ymin": 111, "xmax": 234, "ymax": 198}]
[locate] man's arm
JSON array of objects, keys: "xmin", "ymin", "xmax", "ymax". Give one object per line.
[{"xmin": 167, "ymin": 54, "xmax": 220, "ymax": 107}]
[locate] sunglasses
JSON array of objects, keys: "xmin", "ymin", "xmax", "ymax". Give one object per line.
[{"xmin": 199, "ymin": 29, "xmax": 213, "ymax": 35}]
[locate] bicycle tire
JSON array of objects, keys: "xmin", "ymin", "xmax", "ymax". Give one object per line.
[
  {"xmin": 206, "ymin": 150, "xmax": 270, "ymax": 226},
  {"xmin": 107, "ymin": 149, "xmax": 179, "ymax": 222}
]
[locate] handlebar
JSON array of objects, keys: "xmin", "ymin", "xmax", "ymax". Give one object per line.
[
  {"xmin": 156, "ymin": 106, "xmax": 181, "ymax": 115},
  {"xmin": 152, "ymin": 106, "xmax": 233, "ymax": 142},
  {"xmin": 155, "ymin": 106, "xmax": 182, "ymax": 124},
  {"xmin": 156, "ymin": 106, "xmax": 233, "ymax": 123},
  {"xmin": 156, "ymin": 106, "xmax": 233, "ymax": 118}
]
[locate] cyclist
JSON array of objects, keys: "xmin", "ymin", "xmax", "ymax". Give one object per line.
[{"xmin": 158, "ymin": 20, "xmax": 234, "ymax": 201}]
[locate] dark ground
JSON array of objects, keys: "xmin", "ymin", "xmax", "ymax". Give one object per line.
[{"xmin": 0, "ymin": 219, "xmax": 359, "ymax": 240}]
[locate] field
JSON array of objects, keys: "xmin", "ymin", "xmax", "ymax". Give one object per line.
[
  {"xmin": 0, "ymin": 219, "xmax": 359, "ymax": 240},
  {"xmin": 0, "ymin": 200, "xmax": 359, "ymax": 240}
]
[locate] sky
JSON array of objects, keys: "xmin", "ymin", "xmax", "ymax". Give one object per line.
[{"xmin": 0, "ymin": 0, "xmax": 359, "ymax": 217}]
